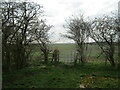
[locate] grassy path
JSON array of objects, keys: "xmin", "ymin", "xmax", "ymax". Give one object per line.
[{"xmin": 3, "ymin": 61, "xmax": 119, "ymax": 88}]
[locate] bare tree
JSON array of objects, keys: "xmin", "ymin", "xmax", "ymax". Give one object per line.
[
  {"xmin": 117, "ymin": 20, "xmax": 120, "ymax": 66},
  {"xmin": 63, "ymin": 15, "xmax": 90, "ymax": 64},
  {"xmin": 118, "ymin": 20, "xmax": 120, "ymax": 65},
  {"xmin": 31, "ymin": 19, "xmax": 52, "ymax": 63},
  {"xmin": 90, "ymin": 15, "xmax": 117, "ymax": 66}
]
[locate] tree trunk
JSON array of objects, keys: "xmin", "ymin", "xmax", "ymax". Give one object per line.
[
  {"xmin": 110, "ymin": 44, "xmax": 115, "ymax": 67},
  {"xmin": 44, "ymin": 52, "xmax": 48, "ymax": 64},
  {"xmin": 111, "ymin": 60, "xmax": 115, "ymax": 67},
  {"xmin": 110, "ymin": 55, "xmax": 115, "ymax": 67},
  {"xmin": 6, "ymin": 48, "xmax": 11, "ymax": 71}
]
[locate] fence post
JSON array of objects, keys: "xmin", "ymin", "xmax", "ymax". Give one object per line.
[{"xmin": 71, "ymin": 51, "xmax": 72, "ymax": 63}]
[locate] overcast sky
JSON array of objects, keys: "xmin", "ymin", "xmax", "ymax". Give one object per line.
[{"xmin": 30, "ymin": 0, "xmax": 119, "ymax": 43}]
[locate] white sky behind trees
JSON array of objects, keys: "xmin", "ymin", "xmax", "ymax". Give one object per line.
[{"xmin": 11, "ymin": 0, "xmax": 120, "ymax": 43}]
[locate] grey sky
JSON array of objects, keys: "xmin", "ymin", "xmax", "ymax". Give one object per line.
[{"xmin": 30, "ymin": 0, "xmax": 119, "ymax": 43}]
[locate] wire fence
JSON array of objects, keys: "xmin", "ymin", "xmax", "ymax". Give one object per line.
[
  {"xmin": 59, "ymin": 50, "xmax": 76, "ymax": 64},
  {"xmin": 30, "ymin": 50, "xmax": 77, "ymax": 64}
]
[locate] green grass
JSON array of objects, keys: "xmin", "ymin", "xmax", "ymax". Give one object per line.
[
  {"xmin": 31, "ymin": 52, "xmax": 41, "ymax": 57},
  {"xmin": 3, "ymin": 61, "xmax": 119, "ymax": 88},
  {"xmin": 3, "ymin": 44, "xmax": 118, "ymax": 88}
]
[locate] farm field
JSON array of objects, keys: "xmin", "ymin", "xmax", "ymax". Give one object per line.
[{"xmin": 30, "ymin": 43, "xmax": 118, "ymax": 62}]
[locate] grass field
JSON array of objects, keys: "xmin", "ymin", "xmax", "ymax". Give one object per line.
[
  {"xmin": 3, "ymin": 44, "xmax": 119, "ymax": 88},
  {"xmin": 3, "ymin": 61, "xmax": 119, "ymax": 88},
  {"xmin": 30, "ymin": 43, "xmax": 118, "ymax": 62}
]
